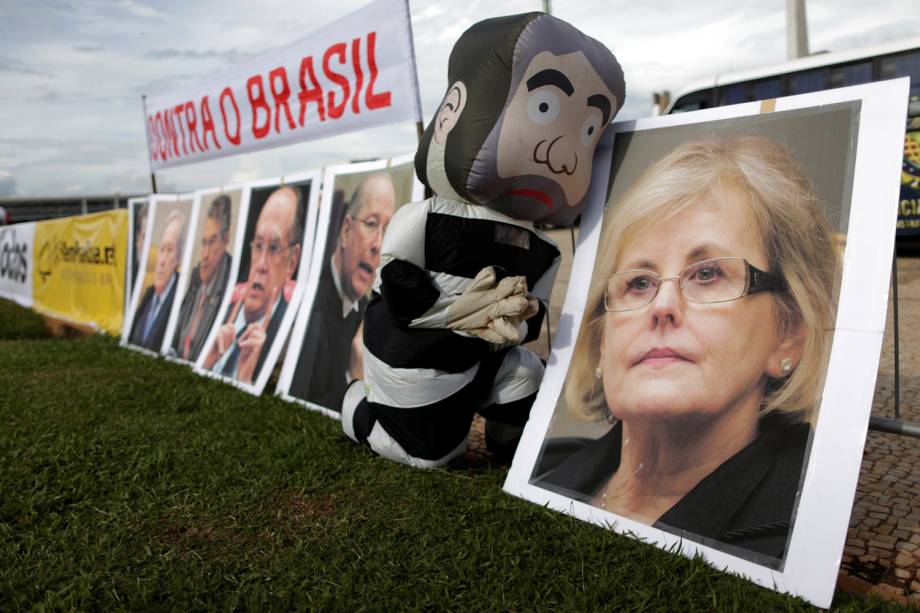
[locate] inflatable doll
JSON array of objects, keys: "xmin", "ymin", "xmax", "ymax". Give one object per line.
[{"xmin": 341, "ymin": 12, "xmax": 625, "ymax": 467}]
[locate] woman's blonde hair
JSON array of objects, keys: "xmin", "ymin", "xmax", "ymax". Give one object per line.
[{"xmin": 566, "ymin": 135, "xmax": 840, "ymax": 425}]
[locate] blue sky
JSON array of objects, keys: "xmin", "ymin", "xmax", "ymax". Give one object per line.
[{"xmin": 1, "ymin": 0, "xmax": 918, "ymax": 197}]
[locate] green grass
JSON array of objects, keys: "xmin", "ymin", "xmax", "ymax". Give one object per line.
[
  {"xmin": 0, "ymin": 298, "xmax": 51, "ymax": 340},
  {"xmin": 0, "ymin": 299, "xmax": 904, "ymax": 611}
]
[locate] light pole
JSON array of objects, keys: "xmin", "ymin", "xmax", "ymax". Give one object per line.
[{"xmin": 787, "ymin": 0, "xmax": 810, "ymax": 59}]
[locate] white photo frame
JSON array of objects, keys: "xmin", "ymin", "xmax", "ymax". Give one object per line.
[
  {"xmin": 276, "ymin": 153, "xmax": 424, "ymax": 418},
  {"xmin": 503, "ymin": 78, "xmax": 909, "ymax": 608},
  {"xmin": 158, "ymin": 192, "xmax": 202, "ymax": 355},
  {"xmin": 125, "ymin": 196, "xmax": 150, "ymax": 317},
  {"xmin": 121, "ymin": 193, "xmax": 194, "ymax": 356},
  {"xmin": 162, "ymin": 185, "xmax": 247, "ymax": 365},
  {"xmin": 193, "ymin": 169, "xmax": 321, "ymax": 395}
]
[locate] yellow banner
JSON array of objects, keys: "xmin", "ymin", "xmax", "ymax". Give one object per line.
[{"xmin": 32, "ymin": 210, "xmax": 128, "ymax": 334}]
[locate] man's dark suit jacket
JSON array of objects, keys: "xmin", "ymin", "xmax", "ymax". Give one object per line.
[
  {"xmin": 129, "ymin": 272, "xmax": 178, "ymax": 351},
  {"xmin": 171, "ymin": 252, "xmax": 232, "ymax": 361},
  {"xmin": 288, "ymin": 261, "xmax": 365, "ymax": 411},
  {"xmin": 215, "ymin": 284, "xmax": 290, "ymax": 383}
]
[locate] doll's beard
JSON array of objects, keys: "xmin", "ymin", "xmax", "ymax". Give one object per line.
[{"xmin": 470, "ymin": 172, "xmax": 581, "ymax": 225}]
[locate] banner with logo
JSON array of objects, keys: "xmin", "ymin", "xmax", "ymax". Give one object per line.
[
  {"xmin": 0, "ymin": 222, "xmax": 36, "ymax": 308},
  {"xmin": 897, "ymin": 117, "xmax": 920, "ymax": 234},
  {"xmin": 32, "ymin": 210, "xmax": 128, "ymax": 334},
  {"xmin": 143, "ymin": 0, "xmax": 421, "ymax": 171}
]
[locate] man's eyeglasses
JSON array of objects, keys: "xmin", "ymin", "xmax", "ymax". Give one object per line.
[
  {"xmin": 201, "ymin": 235, "xmax": 224, "ymax": 250},
  {"xmin": 604, "ymin": 256, "xmax": 785, "ymax": 313},
  {"xmin": 250, "ymin": 238, "xmax": 297, "ymax": 260},
  {"xmin": 350, "ymin": 215, "xmax": 386, "ymax": 238}
]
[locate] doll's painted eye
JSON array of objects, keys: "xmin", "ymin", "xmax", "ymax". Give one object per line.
[
  {"xmin": 581, "ymin": 115, "xmax": 601, "ymax": 145},
  {"xmin": 527, "ymin": 90, "xmax": 560, "ymax": 125}
]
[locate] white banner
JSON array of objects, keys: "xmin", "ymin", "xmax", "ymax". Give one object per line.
[
  {"xmin": 0, "ymin": 222, "xmax": 35, "ymax": 308},
  {"xmin": 143, "ymin": 0, "xmax": 421, "ymax": 171}
]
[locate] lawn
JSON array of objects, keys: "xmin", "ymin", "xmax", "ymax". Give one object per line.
[{"xmin": 0, "ymin": 299, "xmax": 901, "ymax": 611}]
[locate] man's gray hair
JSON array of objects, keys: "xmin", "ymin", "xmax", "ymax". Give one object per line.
[
  {"xmin": 207, "ymin": 194, "xmax": 232, "ymax": 242},
  {"xmin": 345, "ymin": 173, "xmax": 395, "ymax": 218},
  {"xmin": 162, "ymin": 209, "xmax": 187, "ymax": 263}
]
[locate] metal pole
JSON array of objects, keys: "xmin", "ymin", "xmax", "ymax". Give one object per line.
[
  {"xmin": 403, "ymin": 0, "xmax": 424, "ymax": 144},
  {"xmin": 404, "ymin": 1, "xmax": 429, "ymax": 198},
  {"xmin": 141, "ymin": 95, "xmax": 158, "ymax": 194},
  {"xmin": 870, "ymin": 415, "xmax": 920, "ymax": 437},
  {"xmin": 786, "ymin": 0, "xmax": 810, "ymax": 60},
  {"xmin": 892, "ymin": 252, "xmax": 901, "ymax": 418}
]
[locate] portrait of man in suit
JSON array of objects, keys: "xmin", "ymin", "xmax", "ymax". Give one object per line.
[
  {"xmin": 203, "ymin": 185, "xmax": 304, "ymax": 384},
  {"xmin": 288, "ymin": 172, "xmax": 396, "ymax": 410},
  {"xmin": 129, "ymin": 209, "xmax": 186, "ymax": 351},
  {"xmin": 170, "ymin": 194, "xmax": 234, "ymax": 362}
]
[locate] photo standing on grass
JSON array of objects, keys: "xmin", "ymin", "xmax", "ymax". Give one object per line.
[
  {"xmin": 202, "ymin": 185, "xmax": 305, "ymax": 385},
  {"xmin": 169, "ymin": 192, "xmax": 238, "ymax": 363},
  {"xmin": 277, "ymin": 158, "xmax": 420, "ymax": 415},
  {"xmin": 128, "ymin": 206, "xmax": 190, "ymax": 352},
  {"xmin": 534, "ymin": 135, "xmax": 841, "ymax": 564}
]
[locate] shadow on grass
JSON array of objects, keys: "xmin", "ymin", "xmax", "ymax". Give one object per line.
[{"xmin": 0, "ymin": 298, "xmax": 53, "ymax": 340}]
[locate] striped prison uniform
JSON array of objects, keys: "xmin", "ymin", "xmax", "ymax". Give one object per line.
[{"xmin": 342, "ymin": 196, "xmax": 560, "ymax": 468}]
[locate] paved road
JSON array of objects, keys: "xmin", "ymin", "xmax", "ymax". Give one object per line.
[{"xmin": 840, "ymin": 255, "xmax": 920, "ymax": 604}]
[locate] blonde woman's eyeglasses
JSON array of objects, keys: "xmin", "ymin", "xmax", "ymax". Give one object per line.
[{"xmin": 604, "ymin": 256, "xmax": 785, "ymax": 312}]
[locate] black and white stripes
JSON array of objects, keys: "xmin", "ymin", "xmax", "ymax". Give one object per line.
[{"xmin": 349, "ymin": 196, "xmax": 560, "ymax": 464}]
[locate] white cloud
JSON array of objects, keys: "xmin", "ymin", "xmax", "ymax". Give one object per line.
[
  {"xmin": 1, "ymin": 0, "xmax": 918, "ymax": 196},
  {"xmin": 228, "ymin": 156, "xmax": 266, "ymax": 184},
  {"xmin": 114, "ymin": 0, "xmax": 168, "ymax": 20},
  {"xmin": 0, "ymin": 170, "xmax": 16, "ymax": 196}
]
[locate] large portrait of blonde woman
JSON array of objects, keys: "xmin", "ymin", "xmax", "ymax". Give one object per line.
[{"xmin": 503, "ymin": 79, "xmax": 910, "ymax": 607}]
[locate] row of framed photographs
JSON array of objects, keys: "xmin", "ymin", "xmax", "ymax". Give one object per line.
[
  {"xmin": 121, "ymin": 78, "xmax": 908, "ymax": 607},
  {"xmin": 121, "ymin": 154, "xmax": 423, "ymax": 413}
]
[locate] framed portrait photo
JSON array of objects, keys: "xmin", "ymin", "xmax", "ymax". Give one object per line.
[
  {"xmin": 194, "ymin": 169, "xmax": 321, "ymax": 395},
  {"xmin": 503, "ymin": 78, "xmax": 909, "ymax": 607},
  {"xmin": 121, "ymin": 193, "xmax": 194, "ymax": 356},
  {"xmin": 276, "ymin": 153, "xmax": 424, "ymax": 418},
  {"xmin": 162, "ymin": 185, "xmax": 247, "ymax": 366},
  {"xmin": 126, "ymin": 195, "xmax": 150, "ymax": 304}
]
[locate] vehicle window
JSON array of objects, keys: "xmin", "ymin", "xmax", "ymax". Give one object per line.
[
  {"xmin": 670, "ymin": 89, "xmax": 713, "ymax": 113},
  {"xmin": 829, "ymin": 62, "xmax": 873, "ymax": 88},
  {"xmin": 718, "ymin": 83, "xmax": 746, "ymax": 105},
  {"xmin": 881, "ymin": 51, "xmax": 920, "ymax": 100},
  {"xmin": 751, "ymin": 78, "xmax": 782, "ymax": 100},
  {"xmin": 789, "ymin": 69, "xmax": 828, "ymax": 94},
  {"xmin": 672, "ymin": 101, "xmax": 702, "ymax": 112}
]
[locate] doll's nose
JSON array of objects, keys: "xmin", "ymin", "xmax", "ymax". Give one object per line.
[{"xmin": 535, "ymin": 135, "xmax": 577, "ymax": 176}]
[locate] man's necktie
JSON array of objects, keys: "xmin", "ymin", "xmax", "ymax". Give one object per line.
[
  {"xmin": 142, "ymin": 295, "xmax": 160, "ymax": 344},
  {"xmin": 222, "ymin": 340, "xmax": 241, "ymax": 377},
  {"xmin": 182, "ymin": 290, "xmax": 207, "ymax": 359}
]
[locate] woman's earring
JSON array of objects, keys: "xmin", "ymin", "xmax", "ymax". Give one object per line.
[
  {"xmin": 780, "ymin": 357, "xmax": 794, "ymax": 375},
  {"xmin": 595, "ymin": 364, "xmax": 603, "ymax": 380}
]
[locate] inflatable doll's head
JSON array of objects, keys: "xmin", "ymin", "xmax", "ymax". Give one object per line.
[{"xmin": 415, "ymin": 12, "xmax": 625, "ymax": 226}]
